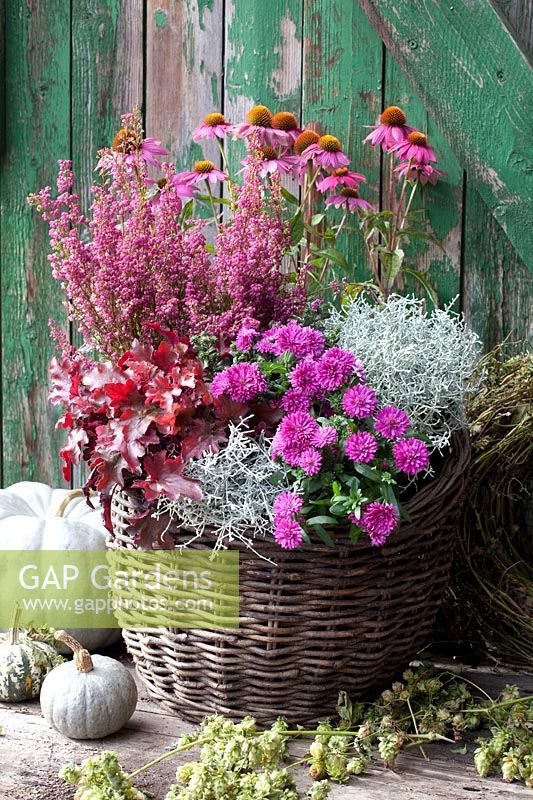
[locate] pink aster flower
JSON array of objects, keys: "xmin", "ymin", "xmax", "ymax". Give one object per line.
[
  {"xmin": 316, "ymin": 347, "xmax": 357, "ymax": 390},
  {"xmin": 374, "ymin": 406, "xmax": 410, "ymax": 439},
  {"xmin": 395, "ymin": 160, "xmax": 445, "ymax": 186},
  {"xmin": 281, "ymin": 388, "xmax": 312, "ymax": 413},
  {"xmin": 231, "ymin": 105, "xmax": 290, "ymax": 148},
  {"xmin": 393, "ymin": 437, "xmax": 430, "ymax": 475},
  {"xmin": 273, "ymin": 516, "xmax": 304, "ymax": 549},
  {"xmin": 360, "ymin": 502, "xmax": 399, "ymax": 546},
  {"xmin": 390, "ymin": 131, "xmax": 437, "ymax": 164},
  {"xmin": 177, "ymin": 160, "xmax": 227, "ymax": 185},
  {"xmin": 363, "ymin": 106, "xmax": 415, "ymax": 151},
  {"xmin": 210, "ymin": 362, "xmax": 267, "ymax": 402},
  {"xmin": 312, "ymin": 426, "xmax": 338, "ymax": 448},
  {"xmin": 276, "ymin": 411, "xmax": 320, "ymax": 453},
  {"xmin": 345, "ymin": 431, "xmax": 378, "ymax": 463},
  {"xmin": 342, "ymin": 385, "xmax": 377, "ymax": 419},
  {"xmin": 193, "ymin": 112, "xmax": 232, "ymax": 140},
  {"xmin": 242, "ymin": 147, "xmax": 301, "ymax": 179},
  {"xmin": 257, "ymin": 321, "xmax": 325, "ymax": 359},
  {"xmin": 289, "ymin": 359, "xmax": 319, "ymax": 395},
  {"xmin": 298, "ymin": 447, "xmax": 322, "ymax": 476},
  {"xmin": 317, "ymin": 167, "xmax": 367, "ymax": 193},
  {"xmin": 273, "ymin": 491, "xmax": 304, "ymax": 518},
  {"xmin": 326, "ymin": 189, "xmax": 373, "ymax": 213},
  {"xmin": 235, "ymin": 321, "xmax": 260, "ymax": 351},
  {"xmin": 302, "ymin": 134, "xmax": 350, "ymax": 169}
]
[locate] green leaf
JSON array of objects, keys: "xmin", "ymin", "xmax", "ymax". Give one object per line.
[
  {"xmin": 307, "ymin": 515, "xmax": 338, "ymax": 526},
  {"xmin": 313, "ymin": 248, "xmax": 350, "ymax": 272},
  {"xmin": 451, "ymin": 745, "xmax": 468, "ymax": 755},
  {"xmin": 313, "ymin": 525, "xmax": 336, "ymax": 547},
  {"xmin": 401, "ymin": 268, "xmax": 439, "ymax": 307},
  {"xmin": 311, "ymin": 213, "xmax": 325, "ymax": 226},
  {"xmin": 204, "ymin": 242, "xmax": 216, "ymax": 254},
  {"xmin": 290, "ymin": 210, "xmax": 305, "ymax": 245},
  {"xmin": 381, "ymin": 248, "xmax": 405, "ymax": 288},
  {"xmin": 281, "ymin": 187, "xmax": 299, "ymax": 205},
  {"xmin": 354, "ymin": 463, "xmax": 381, "ymax": 482}
]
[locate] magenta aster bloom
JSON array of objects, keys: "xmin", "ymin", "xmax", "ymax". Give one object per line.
[
  {"xmin": 342, "ymin": 385, "xmax": 377, "ymax": 419},
  {"xmin": 281, "ymin": 387, "xmax": 312, "ymax": 413},
  {"xmin": 360, "ymin": 501, "xmax": 399, "ymax": 546},
  {"xmin": 390, "ymin": 131, "xmax": 437, "ymax": 164},
  {"xmin": 302, "ymin": 135, "xmax": 350, "ymax": 169},
  {"xmin": 235, "ymin": 321, "xmax": 260, "ymax": 351},
  {"xmin": 289, "ymin": 359, "xmax": 319, "ymax": 395},
  {"xmin": 210, "ymin": 362, "xmax": 266, "ymax": 402},
  {"xmin": 177, "ymin": 160, "xmax": 227, "ymax": 185},
  {"xmin": 242, "ymin": 147, "xmax": 301, "ymax": 178},
  {"xmin": 273, "ymin": 516, "xmax": 304, "ymax": 549},
  {"xmin": 393, "ymin": 437, "xmax": 430, "ymax": 475},
  {"xmin": 345, "ymin": 431, "xmax": 378, "ymax": 463},
  {"xmin": 316, "ymin": 347, "xmax": 357, "ymax": 390},
  {"xmin": 193, "ymin": 112, "xmax": 232, "ymax": 140},
  {"xmin": 273, "ymin": 491, "xmax": 304, "ymax": 518},
  {"xmin": 395, "ymin": 160, "xmax": 445, "ymax": 186},
  {"xmin": 312, "ymin": 426, "xmax": 338, "ymax": 448},
  {"xmin": 363, "ymin": 106, "xmax": 415, "ymax": 151},
  {"xmin": 317, "ymin": 167, "xmax": 367, "ymax": 193},
  {"xmin": 326, "ymin": 189, "xmax": 372, "ymax": 213},
  {"xmin": 257, "ymin": 321, "xmax": 325, "ymax": 359},
  {"xmin": 298, "ymin": 447, "xmax": 322, "ymax": 476},
  {"xmin": 374, "ymin": 406, "xmax": 410, "ymax": 439},
  {"xmin": 276, "ymin": 411, "xmax": 320, "ymax": 453}
]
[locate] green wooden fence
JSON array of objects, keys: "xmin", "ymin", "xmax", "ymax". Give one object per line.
[{"xmin": 0, "ymin": 0, "xmax": 531, "ymax": 488}]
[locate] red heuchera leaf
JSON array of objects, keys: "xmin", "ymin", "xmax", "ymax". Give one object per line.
[
  {"xmin": 104, "ymin": 378, "xmax": 143, "ymax": 409},
  {"xmin": 82, "ymin": 361, "xmax": 126, "ymax": 391},
  {"xmin": 59, "ymin": 426, "xmax": 89, "ymax": 482},
  {"xmin": 96, "ymin": 411, "xmax": 158, "ymax": 472},
  {"xmin": 125, "ymin": 511, "xmax": 175, "ymax": 550},
  {"xmin": 132, "ymin": 451, "xmax": 202, "ymax": 502},
  {"xmin": 89, "ymin": 453, "xmax": 129, "ymax": 493},
  {"xmin": 181, "ymin": 418, "xmax": 228, "ymax": 461},
  {"xmin": 49, "ymin": 357, "xmax": 74, "ymax": 405}
]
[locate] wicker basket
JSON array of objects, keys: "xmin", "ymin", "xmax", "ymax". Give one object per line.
[{"xmin": 108, "ymin": 428, "xmax": 469, "ymax": 724}]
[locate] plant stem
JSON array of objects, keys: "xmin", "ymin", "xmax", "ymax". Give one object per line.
[
  {"xmin": 128, "ymin": 737, "xmax": 210, "ymax": 779},
  {"xmin": 407, "ymin": 697, "xmax": 429, "ymax": 761},
  {"xmin": 205, "ymin": 182, "xmax": 221, "ymax": 231}
]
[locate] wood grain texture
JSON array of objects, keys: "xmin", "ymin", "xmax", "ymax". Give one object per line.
[
  {"xmin": 0, "ymin": 0, "xmax": 70, "ymax": 486},
  {"xmin": 146, "ymin": 0, "xmax": 224, "ymax": 168},
  {"xmin": 302, "ymin": 0, "xmax": 383, "ymax": 280},
  {"xmin": 357, "ymin": 0, "xmax": 533, "ymax": 272}
]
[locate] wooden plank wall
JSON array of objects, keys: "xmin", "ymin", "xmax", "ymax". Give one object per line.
[{"xmin": 0, "ymin": 0, "xmax": 531, "ymax": 487}]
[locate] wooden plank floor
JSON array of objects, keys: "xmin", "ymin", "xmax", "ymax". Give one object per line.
[{"xmin": 0, "ymin": 655, "xmax": 531, "ymax": 800}]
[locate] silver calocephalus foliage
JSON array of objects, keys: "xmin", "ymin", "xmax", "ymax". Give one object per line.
[
  {"xmin": 328, "ymin": 294, "xmax": 482, "ymax": 451},
  {"xmin": 155, "ymin": 420, "xmax": 286, "ymax": 556}
]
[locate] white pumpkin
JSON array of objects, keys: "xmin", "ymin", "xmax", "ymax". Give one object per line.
[
  {"xmin": 0, "ymin": 482, "xmax": 120, "ymax": 652},
  {"xmin": 40, "ymin": 631, "xmax": 137, "ymax": 739}
]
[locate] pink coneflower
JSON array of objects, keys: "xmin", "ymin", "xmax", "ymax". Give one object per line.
[
  {"xmin": 317, "ymin": 167, "xmax": 367, "ymax": 193},
  {"xmin": 390, "ymin": 131, "xmax": 437, "ymax": 164},
  {"xmin": 393, "ymin": 437, "xmax": 430, "ymax": 475},
  {"xmin": 272, "ymin": 111, "xmax": 302, "ymax": 142},
  {"xmin": 273, "ymin": 516, "xmax": 304, "ymax": 549},
  {"xmin": 242, "ymin": 146, "xmax": 301, "ymax": 178},
  {"xmin": 395, "ymin": 160, "xmax": 445, "ymax": 185},
  {"xmin": 231, "ymin": 105, "xmax": 290, "ymax": 147},
  {"xmin": 177, "ymin": 160, "xmax": 227, "ymax": 185},
  {"xmin": 302, "ymin": 135, "xmax": 350, "ymax": 170},
  {"xmin": 374, "ymin": 406, "xmax": 410, "ymax": 439},
  {"xmin": 345, "ymin": 431, "xmax": 378, "ymax": 463},
  {"xmin": 342, "ymin": 385, "xmax": 377, "ymax": 419},
  {"xmin": 193, "ymin": 112, "xmax": 232, "ymax": 140},
  {"xmin": 316, "ymin": 347, "xmax": 357, "ymax": 390},
  {"xmin": 97, "ymin": 130, "xmax": 169, "ymax": 171},
  {"xmin": 210, "ymin": 362, "xmax": 267, "ymax": 402},
  {"xmin": 360, "ymin": 501, "xmax": 399, "ymax": 546},
  {"xmin": 363, "ymin": 105, "xmax": 414, "ymax": 150},
  {"xmin": 326, "ymin": 188, "xmax": 373, "ymax": 213}
]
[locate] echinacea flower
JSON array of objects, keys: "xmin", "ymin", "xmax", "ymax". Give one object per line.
[
  {"xmin": 363, "ymin": 105, "xmax": 414, "ymax": 150},
  {"xmin": 390, "ymin": 131, "xmax": 437, "ymax": 164},
  {"xmin": 395, "ymin": 160, "xmax": 445, "ymax": 185},
  {"xmin": 96, "ymin": 129, "xmax": 169, "ymax": 171},
  {"xmin": 325, "ymin": 188, "xmax": 373, "ymax": 213},
  {"xmin": 272, "ymin": 111, "xmax": 302, "ymax": 142},
  {"xmin": 374, "ymin": 406, "xmax": 410, "ymax": 439},
  {"xmin": 342, "ymin": 384, "xmax": 377, "ymax": 419},
  {"xmin": 293, "ymin": 129, "xmax": 320, "ymax": 155},
  {"xmin": 302, "ymin": 135, "xmax": 350, "ymax": 169},
  {"xmin": 392, "ymin": 437, "xmax": 430, "ymax": 475},
  {"xmin": 231, "ymin": 105, "xmax": 290, "ymax": 147},
  {"xmin": 177, "ymin": 160, "xmax": 227, "ymax": 185},
  {"xmin": 360, "ymin": 501, "xmax": 399, "ymax": 545},
  {"xmin": 210, "ymin": 362, "xmax": 267, "ymax": 402},
  {"xmin": 345, "ymin": 431, "xmax": 378, "ymax": 463},
  {"xmin": 242, "ymin": 147, "xmax": 301, "ymax": 178},
  {"xmin": 317, "ymin": 167, "xmax": 367, "ymax": 193},
  {"xmin": 193, "ymin": 112, "xmax": 232, "ymax": 140}
]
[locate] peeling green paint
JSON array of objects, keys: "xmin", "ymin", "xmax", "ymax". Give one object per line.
[
  {"xmin": 198, "ymin": 0, "xmax": 214, "ymax": 31},
  {"xmin": 154, "ymin": 8, "xmax": 167, "ymax": 29},
  {"xmin": 211, "ymin": 72, "xmax": 219, "ymax": 107}
]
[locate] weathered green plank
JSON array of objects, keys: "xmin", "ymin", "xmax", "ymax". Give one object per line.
[
  {"xmin": 72, "ymin": 0, "xmax": 144, "ymax": 208},
  {"xmin": 1, "ymin": 0, "xmax": 70, "ymax": 486},
  {"xmin": 302, "ymin": 0, "xmax": 383, "ymax": 282},
  {"xmin": 358, "ymin": 0, "xmax": 533, "ymax": 272},
  {"xmin": 146, "ymin": 0, "xmax": 223, "ymax": 170},
  {"xmin": 383, "ymin": 56, "xmax": 463, "ymax": 308},
  {"xmin": 494, "ymin": 0, "xmax": 533, "ymax": 59}
]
